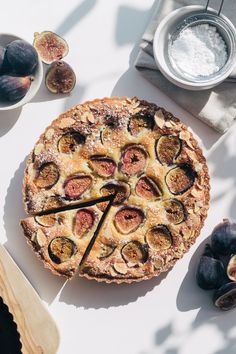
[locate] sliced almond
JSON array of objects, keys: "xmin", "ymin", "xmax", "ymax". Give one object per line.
[
  {"xmin": 59, "ymin": 117, "xmax": 75, "ymax": 129},
  {"xmin": 34, "ymin": 143, "xmax": 44, "ymax": 156},
  {"xmin": 35, "ymin": 229, "xmax": 47, "ymax": 247},
  {"xmin": 45, "ymin": 128, "xmax": 55, "ymax": 140},
  {"xmin": 154, "ymin": 109, "xmax": 165, "ymax": 128},
  {"xmin": 81, "ymin": 111, "xmax": 95, "ymax": 123}
]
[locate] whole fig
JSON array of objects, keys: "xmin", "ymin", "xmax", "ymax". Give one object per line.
[
  {"xmin": 6, "ymin": 40, "xmax": 38, "ymax": 75},
  {"xmin": 211, "ymin": 219, "xmax": 236, "ymax": 255},
  {"xmin": 196, "ymin": 244, "xmax": 227, "ymax": 290},
  {"xmin": 0, "ymin": 75, "xmax": 31, "ymax": 102}
]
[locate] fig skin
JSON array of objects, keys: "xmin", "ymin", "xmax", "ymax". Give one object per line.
[
  {"xmin": 211, "ymin": 219, "xmax": 236, "ymax": 255},
  {"xmin": 33, "ymin": 31, "xmax": 69, "ymax": 64},
  {"xmin": 0, "ymin": 75, "xmax": 31, "ymax": 102},
  {"xmin": 196, "ymin": 245, "xmax": 227, "ymax": 290},
  {"xmin": 213, "ymin": 282, "xmax": 236, "ymax": 311},
  {"xmin": 45, "ymin": 60, "xmax": 76, "ymax": 94},
  {"xmin": 0, "ymin": 46, "xmax": 6, "ymax": 72},
  {"xmin": 6, "ymin": 40, "xmax": 38, "ymax": 75}
]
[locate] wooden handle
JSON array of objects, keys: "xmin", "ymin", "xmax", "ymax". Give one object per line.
[{"xmin": 0, "ymin": 244, "xmax": 60, "ymax": 354}]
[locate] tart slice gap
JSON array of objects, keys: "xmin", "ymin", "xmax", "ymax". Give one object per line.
[{"xmin": 20, "ymin": 196, "xmax": 113, "ymax": 278}]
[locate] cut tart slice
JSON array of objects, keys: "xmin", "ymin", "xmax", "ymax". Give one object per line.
[
  {"xmin": 21, "ymin": 200, "xmax": 110, "ymax": 278},
  {"xmin": 22, "ymin": 97, "xmax": 210, "ymax": 283}
]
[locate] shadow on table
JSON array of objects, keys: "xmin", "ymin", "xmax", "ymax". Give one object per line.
[
  {"xmin": 0, "ymin": 108, "xmax": 22, "ymax": 137},
  {"xmin": 59, "ymin": 269, "xmax": 168, "ymax": 309},
  {"xmin": 3, "ymin": 158, "xmax": 66, "ymax": 305},
  {"xmin": 56, "ymin": 0, "xmax": 97, "ymax": 37}
]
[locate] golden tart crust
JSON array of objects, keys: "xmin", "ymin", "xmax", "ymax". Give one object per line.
[{"xmin": 21, "ymin": 97, "xmax": 210, "ymax": 283}]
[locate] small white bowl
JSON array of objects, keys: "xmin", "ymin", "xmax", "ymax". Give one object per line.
[
  {"xmin": 153, "ymin": 5, "xmax": 236, "ymax": 91},
  {"xmin": 0, "ymin": 33, "xmax": 43, "ymax": 110}
]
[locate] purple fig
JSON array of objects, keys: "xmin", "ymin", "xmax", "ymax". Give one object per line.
[
  {"xmin": 0, "ymin": 46, "xmax": 6, "ymax": 72},
  {"xmin": 45, "ymin": 60, "xmax": 76, "ymax": 94},
  {"xmin": 0, "ymin": 75, "xmax": 32, "ymax": 102},
  {"xmin": 6, "ymin": 40, "xmax": 38, "ymax": 75}
]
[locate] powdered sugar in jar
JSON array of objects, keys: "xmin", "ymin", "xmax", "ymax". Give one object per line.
[{"xmin": 169, "ymin": 23, "xmax": 228, "ymax": 78}]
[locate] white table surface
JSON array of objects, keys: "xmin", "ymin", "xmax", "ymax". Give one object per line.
[{"xmin": 0, "ymin": 1, "xmax": 236, "ymax": 353}]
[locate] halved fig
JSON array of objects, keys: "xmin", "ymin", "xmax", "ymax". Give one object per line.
[
  {"xmin": 145, "ymin": 225, "xmax": 172, "ymax": 251},
  {"xmin": 45, "ymin": 61, "xmax": 76, "ymax": 94},
  {"xmin": 121, "ymin": 241, "xmax": 148, "ymax": 266},
  {"xmin": 113, "ymin": 262, "xmax": 128, "ymax": 275},
  {"xmin": 34, "ymin": 162, "xmax": 59, "ymax": 189},
  {"xmin": 48, "ymin": 237, "xmax": 76, "ymax": 264},
  {"xmin": 163, "ymin": 199, "xmax": 186, "ymax": 224},
  {"xmin": 35, "ymin": 215, "xmax": 56, "ymax": 227},
  {"xmin": 121, "ymin": 145, "xmax": 147, "ymax": 176},
  {"xmin": 227, "ymin": 255, "xmax": 236, "ymax": 282},
  {"xmin": 100, "ymin": 181, "xmax": 130, "ymax": 205},
  {"xmin": 114, "ymin": 206, "xmax": 145, "ymax": 234},
  {"xmin": 58, "ymin": 132, "xmax": 85, "ymax": 154},
  {"xmin": 43, "ymin": 195, "xmax": 64, "ymax": 211},
  {"xmin": 97, "ymin": 243, "xmax": 116, "ymax": 259},
  {"xmin": 213, "ymin": 283, "xmax": 236, "ymax": 311},
  {"xmin": 64, "ymin": 175, "xmax": 92, "ymax": 200},
  {"xmin": 165, "ymin": 164, "xmax": 196, "ymax": 195},
  {"xmin": 135, "ymin": 176, "xmax": 161, "ymax": 200},
  {"xmin": 156, "ymin": 135, "xmax": 181, "ymax": 165},
  {"xmin": 33, "ymin": 31, "xmax": 69, "ymax": 64},
  {"xmin": 74, "ymin": 209, "xmax": 94, "ymax": 238},
  {"xmin": 128, "ymin": 112, "xmax": 154, "ymax": 136},
  {"xmin": 89, "ymin": 156, "xmax": 116, "ymax": 177}
]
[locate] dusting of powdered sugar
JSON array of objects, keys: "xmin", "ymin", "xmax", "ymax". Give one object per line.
[{"xmin": 170, "ymin": 24, "xmax": 228, "ymax": 77}]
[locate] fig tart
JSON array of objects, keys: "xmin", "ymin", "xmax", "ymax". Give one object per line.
[{"xmin": 21, "ymin": 97, "xmax": 210, "ymax": 283}]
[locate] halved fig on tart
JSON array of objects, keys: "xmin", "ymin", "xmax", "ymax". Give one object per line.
[
  {"xmin": 121, "ymin": 241, "xmax": 148, "ymax": 266},
  {"xmin": 165, "ymin": 164, "xmax": 196, "ymax": 195},
  {"xmin": 135, "ymin": 176, "xmax": 161, "ymax": 200},
  {"xmin": 156, "ymin": 135, "xmax": 181, "ymax": 165},
  {"xmin": 145, "ymin": 225, "xmax": 172, "ymax": 251},
  {"xmin": 120, "ymin": 145, "xmax": 147, "ymax": 176},
  {"xmin": 100, "ymin": 181, "xmax": 130, "ymax": 205},
  {"xmin": 114, "ymin": 206, "xmax": 145, "ymax": 234},
  {"xmin": 34, "ymin": 162, "xmax": 59, "ymax": 189},
  {"xmin": 89, "ymin": 156, "xmax": 116, "ymax": 177},
  {"xmin": 48, "ymin": 237, "xmax": 77, "ymax": 264},
  {"xmin": 162, "ymin": 199, "xmax": 186, "ymax": 224},
  {"xmin": 64, "ymin": 175, "xmax": 92, "ymax": 200},
  {"xmin": 58, "ymin": 132, "xmax": 85, "ymax": 154},
  {"xmin": 128, "ymin": 112, "xmax": 154, "ymax": 136}
]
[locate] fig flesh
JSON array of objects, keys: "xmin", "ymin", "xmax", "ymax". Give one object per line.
[
  {"xmin": 35, "ymin": 215, "xmax": 56, "ymax": 227},
  {"xmin": 227, "ymin": 255, "xmax": 236, "ymax": 282},
  {"xmin": 58, "ymin": 132, "xmax": 85, "ymax": 154},
  {"xmin": 163, "ymin": 199, "xmax": 186, "ymax": 224},
  {"xmin": 97, "ymin": 243, "xmax": 116, "ymax": 259},
  {"xmin": 0, "ymin": 75, "xmax": 31, "ymax": 102},
  {"xmin": 121, "ymin": 241, "xmax": 148, "ymax": 266},
  {"xmin": 34, "ymin": 31, "xmax": 69, "ymax": 64},
  {"xmin": 114, "ymin": 206, "xmax": 144, "ymax": 234},
  {"xmin": 196, "ymin": 245, "xmax": 226, "ymax": 290},
  {"xmin": 211, "ymin": 219, "xmax": 236, "ymax": 255},
  {"xmin": 6, "ymin": 40, "xmax": 38, "ymax": 75},
  {"xmin": 34, "ymin": 162, "xmax": 59, "ymax": 189},
  {"xmin": 213, "ymin": 283, "xmax": 236, "ymax": 311},
  {"xmin": 89, "ymin": 156, "xmax": 116, "ymax": 177},
  {"xmin": 165, "ymin": 164, "xmax": 196, "ymax": 195},
  {"xmin": 64, "ymin": 175, "xmax": 92, "ymax": 200},
  {"xmin": 128, "ymin": 112, "xmax": 154, "ymax": 136},
  {"xmin": 145, "ymin": 225, "xmax": 172, "ymax": 251},
  {"xmin": 100, "ymin": 181, "xmax": 130, "ymax": 205},
  {"xmin": 74, "ymin": 209, "xmax": 94, "ymax": 237},
  {"xmin": 135, "ymin": 176, "xmax": 161, "ymax": 200},
  {"xmin": 45, "ymin": 60, "xmax": 76, "ymax": 94},
  {"xmin": 48, "ymin": 237, "xmax": 76, "ymax": 264},
  {"xmin": 121, "ymin": 145, "xmax": 147, "ymax": 176},
  {"xmin": 156, "ymin": 135, "xmax": 181, "ymax": 165}
]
